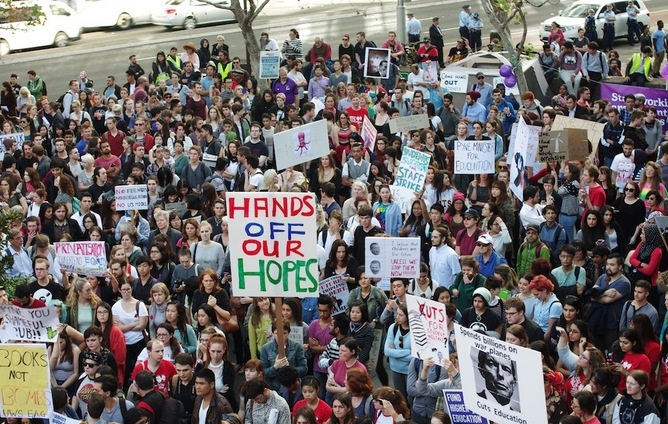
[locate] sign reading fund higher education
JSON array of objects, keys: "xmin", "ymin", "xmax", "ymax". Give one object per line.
[
  {"xmin": 456, "ymin": 325, "xmax": 547, "ymax": 424},
  {"xmin": 0, "ymin": 343, "xmax": 53, "ymax": 418},
  {"xmin": 228, "ymin": 193, "xmax": 319, "ymax": 297}
]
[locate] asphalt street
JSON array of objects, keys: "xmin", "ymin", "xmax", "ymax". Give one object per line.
[{"xmin": 1, "ymin": 0, "xmax": 666, "ymax": 95}]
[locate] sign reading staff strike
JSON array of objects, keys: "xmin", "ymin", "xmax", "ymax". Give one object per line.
[{"xmin": 228, "ymin": 192, "xmax": 319, "ymax": 297}]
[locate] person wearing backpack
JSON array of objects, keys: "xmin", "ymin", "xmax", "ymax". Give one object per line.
[
  {"xmin": 517, "ymin": 224, "xmax": 552, "ymax": 277},
  {"xmin": 191, "ymin": 368, "xmax": 233, "ymax": 424},
  {"xmin": 539, "ymin": 205, "xmax": 567, "ymax": 268},
  {"xmin": 133, "ymin": 370, "xmax": 166, "ymax": 424},
  {"xmin": 59, "ymin": 79, "xmax": 79, "ymax": 117},
  {"xmin": 95, "ymin": 374, "xmax": 134, "ymax": 423},
  {"xmin": 551, "ymin": 244, "xmax": 586, "ymax": 300}
]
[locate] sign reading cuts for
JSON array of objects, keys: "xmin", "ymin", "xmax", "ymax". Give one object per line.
[
  {"xmin": 456, "ymin": 324, "xmax": 547, "ymax": 424},
  {"xmin": 0, "ymin": 305, "xmax": 60, "ymax": 343},
  {"xmin": 227, "ymin": 192, "xmax": 319, "ymax": 297},
  {"xmin": 115, "ymin": 184, "xmax": 148, "ymax": 211},
  {"xmin": 454, "ymin": 140, "xmax": 495, "ymax": 175},
  {"xmin": 0, "ymin": 343, "xmax": 53, "ymax": 418},
  {"xmin": 55, "ymin": 241, "xmax": 108, "ymax": 277},
  {"xmin": 406, "ymin": 294, "xmax": 449, "ymax": 361}
]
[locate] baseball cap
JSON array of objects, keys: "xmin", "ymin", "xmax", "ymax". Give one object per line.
[
  {"xmin": 464, "ymin": 208, "xmax": 480, "ymax": 219},
  {"xmin": 476, "ymin": 234, "xmax": 493, "ymax": 245},
  {"xmin": 525, "ymin": 224, "xmax": 540, "ymax": 233}
]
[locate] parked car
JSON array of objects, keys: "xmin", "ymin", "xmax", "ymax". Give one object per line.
[
  {"xmin": 151, "ymin": 0, "xmax": 236, "ymax": 30},
  {"xmin": 539, "ymin": 0, "xmax": 650, "ymax": 42},
  {"xmin": 0, "ymin": 0, "xmax": 82, "ymax": 56},
  {"xmin": 71, "ymin": 0, "xmax": 163, "ymax": 30}
]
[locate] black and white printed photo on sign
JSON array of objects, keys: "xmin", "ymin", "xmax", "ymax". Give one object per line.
[
  {"xmin": 471, "ymin": 346, "xmax": 521, "ymax": 412},
  {"xmin": 364, "ymin": 48, "xmax": 391, "ymax": 79}
]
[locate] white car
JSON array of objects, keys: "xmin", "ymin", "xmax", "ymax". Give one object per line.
[
  {"xmin": 71, "ymin": 0, "xmax": 163, "ymax": 30},
  {"xmin": 151, "ymin": 0, "xmax": 236, "ymax": 30},
  {"xmin": 539, "ymin": 0, "xmax": 650, "ymax": 42},
  {"xmin": 0, "ymin": 0, "xmax": 82, "ymax": 56}
]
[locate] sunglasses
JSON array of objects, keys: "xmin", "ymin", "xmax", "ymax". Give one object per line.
[
  {"xmin": 84, "ymin": 362, "xmax": 99, "ymax": 368},
  {"xmin": 464, "ymin": 216, "xmax": 475, "ymax": 220},
  {"xmin": 624, "ymin": 187, "xmax": 635, "ymax": 192},
  {"xmin": 399, "ymin": 335, "xmax": 404, "ymax": 349},
  {"xmin": 476, "ymin": 243, "xmax": 490, "ymax": 247}
]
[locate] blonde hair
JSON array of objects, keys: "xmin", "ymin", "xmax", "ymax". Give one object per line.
[{"xmin": 150, "ymin": 282, "xmax": 170, "ymax": 298}]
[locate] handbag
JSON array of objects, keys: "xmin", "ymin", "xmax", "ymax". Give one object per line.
[{"xmin": 218, "ymin": 313, "xmax": 239, "ymax": 333}]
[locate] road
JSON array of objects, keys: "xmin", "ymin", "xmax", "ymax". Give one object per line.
[{"xmin": 1, "ymin": 0, "xmax": 665, "ymax": 92}]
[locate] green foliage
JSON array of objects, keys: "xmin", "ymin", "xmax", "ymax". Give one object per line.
[
  {"xmin": 0, "ymin": 2, "xmax": 46, "ymax": 27},
  {"xmin": 0, "ymin": 210, "xmax": 25, "ymax": 293}
]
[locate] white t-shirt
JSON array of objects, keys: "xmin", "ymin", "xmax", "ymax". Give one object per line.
[
  {"xmin": 610, "ymin": 152, "xmax": 634, "ymax": 192},
  {"xmin": 249, "ymin": 169, "xmax": 264, "ymax": 189},
  {"xmin": 112, "ymin": 300, "xmax": 148, "ymax": 345}
]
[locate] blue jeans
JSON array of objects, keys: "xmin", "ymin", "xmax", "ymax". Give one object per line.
[{"xmin": 559, "ymin": 214, "xmax": 578, "ymax": 243}]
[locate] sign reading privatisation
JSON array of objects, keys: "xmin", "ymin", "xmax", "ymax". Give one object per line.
[
  {"xmin": 0, "ymin": 305, "xmax": 60, "ymax": 343},
  {"xmin": 55, "ymin": 241, "xmax": 108, "ymax": 277},
  {"xmin": 0, "ymin": 343, "xmax": 53, "ymax": 418},
  {"xmin": 227, "ymin": 192, "xmax": 319, "ymax": 297},
  {"xmin": 115, "ymin": 184, "xmax": 148, "ymax": 211}
]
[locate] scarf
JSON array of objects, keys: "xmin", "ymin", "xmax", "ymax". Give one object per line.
[{"xmin": 638, "ymin": 224, "xmax": 662, "ymax": 263}]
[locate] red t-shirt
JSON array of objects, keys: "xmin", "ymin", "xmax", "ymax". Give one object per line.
[
  {"xmin": 94, "ymin": 155, "xmax": 122, "ymax": 172},
  {"xmin": 345, "ymin": 106, "xmax": 368, "ymax": 130},
  {"xmin": 617, "ymin": 352, "xmax": 651, "ymax": 393},
  {"xmin": 582, "ymin": 185, "xmax": 606, "ymax": 221},
  {"xmin": 131, "ymin": 359, "xmax": 177, "ymax": 397},
  {"xmin": 292, "ymin": 399, "xmax": 332, "ymax": 424},
  {"xmin": 11, "ymin": 298, "xmax": 46, "ymax": 309}
]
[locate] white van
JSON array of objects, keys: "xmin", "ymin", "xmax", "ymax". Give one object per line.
[
  {"xmin": 539, "ymin": 0, "xmax": 651, "ymax": 41},
  {"xmin": 0, "ymin": 0, "xmax": 81, "ymax": 56}
]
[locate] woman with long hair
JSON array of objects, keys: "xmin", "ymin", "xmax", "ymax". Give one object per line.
[
  {"xmin": 493, "ymin": 264, "xmax": 519, "ymax": 299},
  {"xmin": 22, "ymin": 167, "xmax": 44, "ymax": 195},
  {"xmin": 597, "ymin": 166, "xmax": 617, "ymax": 206},
  {"xmin": 341, "ymin": 181, "xmax": 369, "ymax": 222},
  {"xmin": 556, "ymin": 325, "xmax": 606, "ymax": 406},
  {"xmin": 384, "ymin": 303, "xmax": 411, "ymax": 400},
  {"xmin": 330, "ymin": 393, "xmax": 363, "ymax": 424},
  {"xmin": 481, "ymin": 202, "xmax": 512, "ymax": 259},
  {"xmin": 148, "ymin": 242, "xmax": 175, "ymax": 284},
  {"xmin": 576, "ymin": 210, "xmax": 606, "ymax": 256},
  {"xmin": 557, "ymin": 162, "xmax": 581, "ymax": 242},
  {"xmin": 629, "ymin": 224, "xmax": 664, "ymax": 289},
  {"xmin": 19, "ymin": 114, "xmax": 37, "ymax": 141},
  {"xmin": 639, "ymin": 161, "xmax": 667, "ymax": 208},
  {"xmin": 248, "ymin": 297, "xmax": 275, "ymax": 360},
  {"xmin": 137, "ymin": 322, "xmax": 182, "ymax": 364},
  {"xmin": 333, "ymin": 111, "xmax": 357, "ymax": 166},
  {"xmin": 112, "ymin": 279, "xmax": 148, "ymax": 389},
  {"xmin": 54, "ymin": 174, "xmax": 77, "ymax": 215},
  {"xmin": 345, "ymin": 368, "xmax": 376, "ymax": 419},
  {"xmin": 611, "ymin": 181, "xmax": 646, "ymax": 245},
  {"xmin": 609, "ymin": 328, "xmax": 651, "ymax": 393},
  {"xmin": 63, "ymin": 277, "xmax": 102, "ymax": 343},
  {"xmin": 433, "ymin": 170, "xmax": 457, "ymax": 211},
  {"xmin": 489, "ymin": 180, "xmax": 515, "ymax": 230},
  {"xmin": 190, "ymin": 221, "xmax": 225, "ymax": 275},
  {"xmin": 372, "ymin": 386, "xmax": 410, "ymax": 423},
  {"xmin": 93, "ymin": 301, "xmax": 127, "ymax": 385},
  {"xmin": 165, "ymin": 301, "xmax": 197, "ymax": 354},
  {"xmin": 399, "ymin": 199, "xmax": 428, "ymax": 238},
  {"xmin": 528, "ymin": 275, "xmax": 561, "ymax": 338},
  {"xmin": 505, "ymin": 324, "xmax": 530, "ymax": 347},
  {"xmin": 176, "ymin": 218, "xmax": 200, "ymax": 250},
  {"xmin": 599, "ymin": 205, "xmax": 625, "ymax": 254},
  {"xmin": 191, "ymin": 267, "xmax": 232, "ymax": 326},
  {"xmin": 204, "ymin": 333, "xmax": 237, "ymax": 411},
  {"xmin": 550, "ymin": 296, "xmax": 584, "ymax": 351},
  {"xmin": 443, "ymin": 192, "xmax": 467, "ymax": 238},
  {"xmin": 309, "ymin": 154, "xmax": 341, "ymax": 197},
  {"xmin": 372, "ymin": 184, "xmax": 402, "ymax": 236},
  {"xmin": 49, "ymin": 330, "xmax": 81, "ymax": 398},
  {"xmin": 347, "ymin": 302, "xmax": 375, "ymax": 370},
  {"xmin": 323, "ymin": 239, "xmax": 359, "ymax": 289},
  {"xmin": 0, "ymin": 81, "xmax": 17, "ymax": 120},
  {"xmin": 326, "ymin": 339, "xmax": 367, "ymax": 397},
  {"xmin": 631, "ymin": 313, "xmax": 660, "ymax": 393}
]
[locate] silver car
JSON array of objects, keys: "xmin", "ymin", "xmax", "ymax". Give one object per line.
[{"xmin": 151, "ymin": 0, "xmax": 236, "ymax": 30}]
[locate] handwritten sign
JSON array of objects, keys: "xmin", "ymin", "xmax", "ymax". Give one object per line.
[
  {"xmin": 0, "ymin": 305, "xmax": 60, "ymax": 343},
  {"xmin": 440, "ymin": 71, "xmax": 469, "ymax": 93},
  {"xmin": 552, "ymin": 115, "xmax": 605, "ymax": 149},
  {"xmin": 165, "ymin": 201, "xmax": 187, "ymax": 217},
  {"xmin": 115, "ymin": 184, "xmax": 148, "ymax": 211},
  {"xmin": 364, "ymin": 237, "xmax": 420, "ymax": 279},
  {"xmin": 388, "ymin": 114, "xmax": 430, "ymax": 133},
  {"xmin": 537, "ymin": 129, "xmax": 591, "ymax": 163},
  {"xmin": 406, "ymin": 295, "xmax": 449, "ymax": 361},
  {"xmin": 319, "ymin": 275, "xmax": 349, "ymax": 315},
  {"xmin": 259, "ymin": 50, "xmax": 281, "ymax": 79},
  {"xmin": 227, "ymin": 192, "xmax": 319, "ymax": 297},
  {"xmin": 289, "ymin": 326, "xmax": 304, "ymax": 346},
  {"xmin": 0, "ymin": 343, "xmax": 53, "ymax": 418},
  {"xmin": 0, "ymin": 133, "xmax": 26, "ymax": 160},
  {"xmin": 55, "ymin": 241, "xmax": 108, "ymax": 277},
  {"xmin": 454, "ymin": 140, "xmax": 495, "ymax": 175},
  {"xmin": 360, "ymin": 115, "xmax": 377, "ymax": 152},
  {"xmin": 393, "ymin": 146, "xmax": 431, "ymax": 194},
  {"xmin": 444, "ymin": 390, "xmax": 489, "ymax": 424},
  {"xmin": 273, "ymin": 119, "xmax": 330, "ymax": 170},
  {"xmin": 52, "ymin": 412, "xmax": 84, "ymax": 424},
  {"xmin": 456, "ymin": 324, "xmax": 547, "ymax": 424}
]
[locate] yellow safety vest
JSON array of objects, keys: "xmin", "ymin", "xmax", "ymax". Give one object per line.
[{"xmin": 629, "ymin": 53, "xmax": 652, "ymax": 78}]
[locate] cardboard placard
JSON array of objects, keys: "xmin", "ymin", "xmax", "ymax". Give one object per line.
[
  {"xmin": 0, "ymin": 343, "xmax": 53, "ymax": 418},
  {"xmin": 406, "ymin": 294, "xmax": 449, "ymax": 361},
  {"xmin": 273, "ymin": 119, "xmax": 330, "ymax": 170},
  {"xmin": 364, "ymin": 237, "xmax": 421, "ymax": 279},
  {"xmin": 0, "ymin": 305, "xmax": 60, "ymax": 343},
  {"xmin": 388, "ymin": 114, "xmax": 430, "ymax": 133}
]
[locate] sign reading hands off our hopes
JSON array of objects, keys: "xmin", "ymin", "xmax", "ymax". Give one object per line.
[
  {"xmin": 0, "ymin": 343, "xmax": 53, "ymax": 418},
  {"xmin": 227, "ymin": 192, "xmax": 319, "ymax": 297},
  {"xmin": 0, "ymin": 305, "xmax": 60, "ymax": 343}
]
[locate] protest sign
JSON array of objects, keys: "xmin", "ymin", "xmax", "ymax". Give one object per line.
[
  {"xmin": 421, "ymin": 61, "xmax": 439, "ymax": 83},
  {"xmin": 227, "ymin": 192, "xmax": 319, "ymax": 297},
  {"xmin": 55, "ymin": 241, "xmax": 108, "ymax": 277},
  {"xmin": 406, "ymin": 294, "xmax": 449, "ymax": 361},
  {"xmin": 364, "ymin": 48, "xmax": 391, "ymax": 79},
  {"xmin": 552, "ymin": 115, "xmax": 606, "ymax": 149},
  {"xmin": 493, "ymin": 77, "xmax": 520, "ymax": 95},
  {"xmin": 165, "ymin": 201, "xmax": 188, "ymax": 217},
  {"xmin": 259, "ymin": 50, "xmax": 281, "ymax": 79},
  {"xmin": 508, "ymin": 122, "xmax": 541, "ymax": 169},
  {"xmin": 0, "ymin": 132, "xmax": 26, "ymax": 160},
  {"xmin": 508, "ymin": 119, "xmax": 531, "ymax": 201},
  {"xmin": 538, "ymin": 129, "xmax": 591, "ymax": 163},
  {"xmin": 360, "ymin": 115, "xmax": 377, "ymax": 152},
  {"xmin": 319, "ymin": 275, "xmax": 349, "ymax": 315},
  {"xmin": 115, "ymin": 184, "xmax": 148, "ymax": 211},
  {"xmin": 273, "ymin": 119, "xmax": 330, "ymax": 170},
  {"xmin": 288, "ymin": 326, "xmax": 304, "ymax": 346},
  {"xmin": 52, "ymin": 413, "xmax": 84, "ymax": 424},
  {"xmin": 0, "ymin": 305, "xmax": 60, "ymax": 343},
  {"xmin": 0, "ymin": 343, "xmax": 53, "ymax": 418},
  {"xmin": 364, "ymin": 237, "xmax": 421, "ymax": 279},
  {"xmin": 456, "ymin": 324, "xmax": 547, "ymax": 424},
  {"xmin": 444, "ymin": 390, "xmax": 489, "ymax": 424},
  {"xmin": 393, "ymin": 146, "xmax": 431, "ymax": 194},
  {"xmin": 454, "ymin": 140, "xmax": 495, "ymax": 175},
  {"xmin": 654, "ymin": 216, "xmax": 668, "ymax": 251},
  {"xmin": 601, "ymin": 83, "xmax": 667, "ymax": 137},
  {"xmin": 388, "ymin": 114, "xmax": 430, "ymax": 133},
  {"xmin": 440, "ymin": 71, "xmax": 469, "ymax": 93}
]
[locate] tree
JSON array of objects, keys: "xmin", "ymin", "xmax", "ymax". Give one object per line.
[
  {"xmin": 481, "ymin": 0, "xmax": 558, "ymax": 94},
  {"xmin": 0, "ymin": 210, "xmax": 29, "ymax": 299},
  {"xmin": 199, "ymin": 0, "xmax": 272, "ymax": 86}
]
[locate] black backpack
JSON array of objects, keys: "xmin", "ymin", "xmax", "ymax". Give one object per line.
[
  {"xmin": 56, "ymin": 91, "xmax": 74, "ymax": 112},
  {"xmin": 159, "ymin": 398, "xmax": 187, "ymax": 424}
]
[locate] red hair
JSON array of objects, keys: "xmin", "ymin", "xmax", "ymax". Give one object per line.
[{"xmin": 528, "ymin": 275, "xmax": 554, "ymax": 292}]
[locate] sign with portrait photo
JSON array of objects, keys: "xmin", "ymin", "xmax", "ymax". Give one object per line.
[
  {"xmin": 364, "ymin": 237, "xmax": 420, "ymax": 279},
  {"xmin": 455, "ymin": 324, "xmax": 547, "ymax": 424},
  {"xmin": 364, "ymin": 47, "xmax": 391, "ymax": 79}
]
